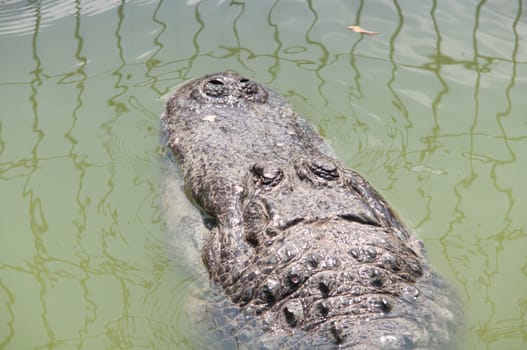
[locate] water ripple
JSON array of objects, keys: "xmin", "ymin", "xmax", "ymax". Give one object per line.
[{"xmin": 0, "ymin": 0, "xmax": 150, "ymax": 37}]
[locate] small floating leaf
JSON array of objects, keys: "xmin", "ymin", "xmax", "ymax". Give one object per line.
[{"xmin": 347, "ymin": 25, "xmax": 379, "ymax": 36}]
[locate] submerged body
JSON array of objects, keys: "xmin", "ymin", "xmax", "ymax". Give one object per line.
[{"xmin": 161, "ymin": 72, "xmax": 459, "ymax": 349}]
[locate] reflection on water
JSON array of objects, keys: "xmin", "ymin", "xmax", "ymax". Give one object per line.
[
  {"xmin": 1, "ymin": 0, "xmax": 526, "ymax": 349},
  {"xmin": 0, "ymin": 0, "xmax": 125, "ymax": 36}
]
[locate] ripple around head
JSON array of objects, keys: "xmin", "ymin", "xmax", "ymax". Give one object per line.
[{"xmin": 0, "ymin": 0, "xmax": 128, "ymax": 36}]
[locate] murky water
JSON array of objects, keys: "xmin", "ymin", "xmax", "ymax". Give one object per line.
[{"xmin": 1, "ymin": 0, "xmax": 526, "ymax": 349}]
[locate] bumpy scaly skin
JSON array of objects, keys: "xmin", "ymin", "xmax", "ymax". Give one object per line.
[{"xmin": 162, "ymin": 72, "xmax": 459, "ymax": 349}]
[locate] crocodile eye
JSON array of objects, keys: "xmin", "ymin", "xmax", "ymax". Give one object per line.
[
  {"xmin": 252, "ymin": 162, "xmax": 283, "ymax": 187},
  {"xmin": 203, "ymin": 78, "xmax": 226, "ymax": 97},
  {"xmin": 309, "ymin": 157, "xmax": 339, "ymax": 180}
]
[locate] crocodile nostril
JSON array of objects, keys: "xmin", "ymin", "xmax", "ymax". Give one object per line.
[
  {"xmin": 208, "ymin": 79, "xmax": 224, "ymax": 85},
  {"xmin": 239, "ymin": 78, "xmax": 258, "ymax": 95},
  {"xmin": 203, "ymin": 78, "xmax": 226, "ymax": 97}
]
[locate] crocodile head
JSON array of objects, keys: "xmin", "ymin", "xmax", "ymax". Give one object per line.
[{"xmin": 162, "ymin": 72, "xmax": 460, "ymax": 349}]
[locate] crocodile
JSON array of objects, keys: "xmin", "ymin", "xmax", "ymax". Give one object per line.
[{"xmin": 161, "ymin": 72, "xmax": 460, "ymax": 349}]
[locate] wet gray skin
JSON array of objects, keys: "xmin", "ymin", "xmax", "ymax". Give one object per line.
[{"xmin": 161, "ymin": 72, "xmax": 461, "ymax": 349}]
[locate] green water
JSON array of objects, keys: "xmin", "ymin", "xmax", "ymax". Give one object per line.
[{"xmin": 1, "ymin": 0, "xmax": 526, "ymax": 349}]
